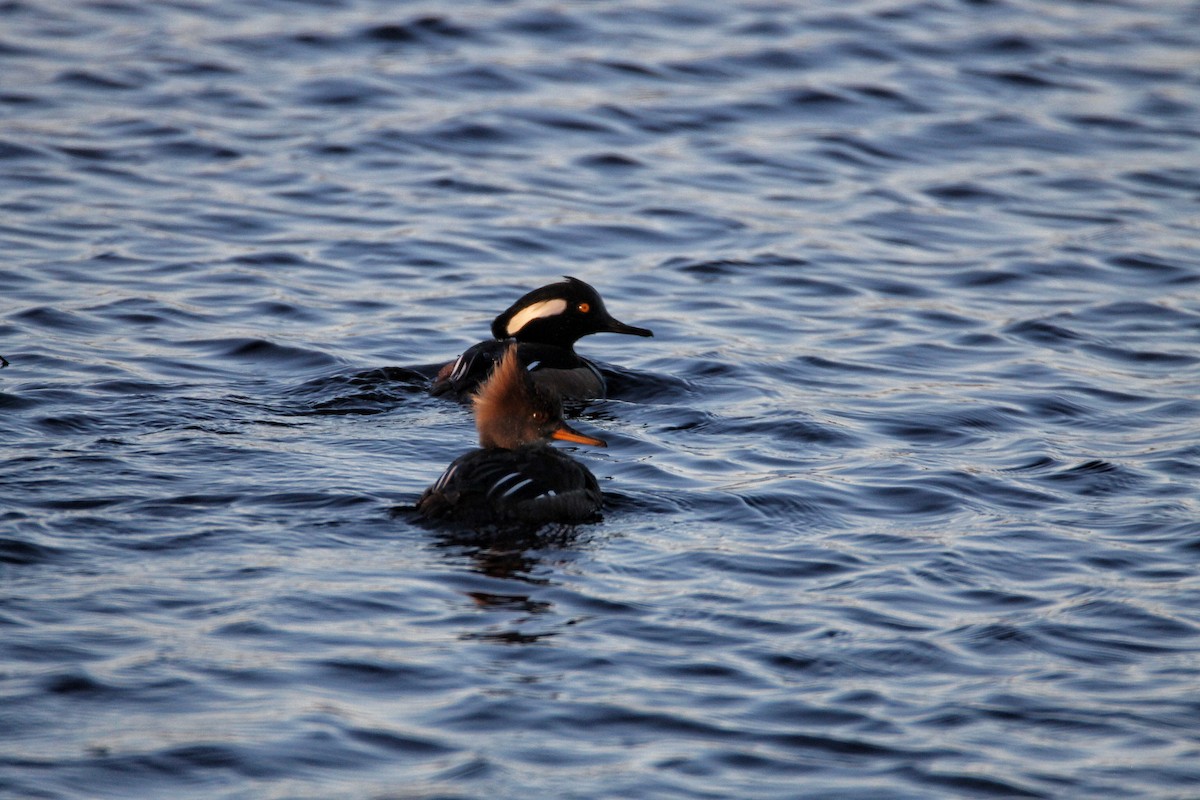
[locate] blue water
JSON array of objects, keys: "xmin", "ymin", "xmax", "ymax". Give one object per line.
[{"xmin": 3, "ymin": 1, "xmax": 1200, "ymax": 797}]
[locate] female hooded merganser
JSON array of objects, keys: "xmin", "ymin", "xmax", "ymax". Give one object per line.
[
  {"xmin": 430, "ymin": 276, "xmax": 653, "ymax": 401},
  {"xmin": 418, "ymin": 343, "xmax": 607, "ymax": 526}
]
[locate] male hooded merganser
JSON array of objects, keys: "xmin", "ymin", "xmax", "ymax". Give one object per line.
[
  {"xmin": 430, "ymin": 276, "xmax": 653, "ymax": 400},
  {"xmin": 418, "ymin": 343, "xmax": 607, "ymax": 526}
]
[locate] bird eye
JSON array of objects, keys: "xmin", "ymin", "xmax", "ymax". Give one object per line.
[{"xmin": 577, "ymin": 302, "xmax": 590, "ymax": 313}]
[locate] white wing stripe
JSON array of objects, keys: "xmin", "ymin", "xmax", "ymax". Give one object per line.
[
  {"xmin": 487, "ymin": 472, "xmax": 522, "ymax": 498},
  {"xmin": 500, "ymin": 478, "xmax": 534, "ymax": 499},
  {"xmin": 448, "ymin": 354, "xmax": 468, "ymax": 382},
  {"xmin": 433, "ymin": 464, "xmax": 459, "ymax": 492}
]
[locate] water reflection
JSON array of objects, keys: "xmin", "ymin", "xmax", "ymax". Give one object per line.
[
  {"xmin": 431, "ymin": 524, "xmax": 585, "ymax": 581},
  {"xmin": 432, "ymin": 526, "xmax": 589, "ymax": 646}
]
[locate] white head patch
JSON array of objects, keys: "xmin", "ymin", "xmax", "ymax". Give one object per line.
[{"xmin": 506, "ymin": 298, "xmax": 567, "ymax": 337}]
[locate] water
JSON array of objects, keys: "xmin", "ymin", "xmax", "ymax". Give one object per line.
[{"xmin": 3, "ymin": 0, "xmax": 1200, "ymax": 797}]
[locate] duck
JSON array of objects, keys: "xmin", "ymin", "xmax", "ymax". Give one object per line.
[
  {"xmin": 418, "ymin": 343, "xmax": 607, "ymax": 526},
  {"xmin": 430, "ymin": 276, "xmax": 653, "ymax": 400}
]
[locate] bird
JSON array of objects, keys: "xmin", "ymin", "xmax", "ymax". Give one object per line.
[
  {"xmin": 430, "ymin": 276, "xmax": 652, "ymax": 401},
  {"xmin": 418, "ymin": 343, "xmax": 608, "ymax": 526}
]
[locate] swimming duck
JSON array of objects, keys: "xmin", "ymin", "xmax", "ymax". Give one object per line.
[
  {"xmin": 418, "ymin": 343, "xmax": 607, "ymax": 526},
  {"xmin": 430, "ymin": 276, "xmax": 652, "ymax": 400}
]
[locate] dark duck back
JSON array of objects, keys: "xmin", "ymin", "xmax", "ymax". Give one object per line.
[
  {"xmin": 419, "ymin": 343, "xmax": 607, "ymax": 526},
  {"xmin": 431, "ymin": 276, "xmax": 652, "ymax": 400}
]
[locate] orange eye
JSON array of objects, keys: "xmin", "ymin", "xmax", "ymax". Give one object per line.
[{"xmin": 577, "ymin": 302, "xmax": 590, "ymax": 313}]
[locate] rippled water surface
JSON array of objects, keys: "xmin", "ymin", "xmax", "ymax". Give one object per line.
[{"xmin": 4, "ymin": 1, "xmax": 1200, "ymax": 797}]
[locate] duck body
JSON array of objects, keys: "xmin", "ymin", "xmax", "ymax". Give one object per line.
[
  {"xmin": 417, "ymin": 445, "xmax": 602, "ymax": 526},
  {"xmin": 431, "ymin": 276, "xmax": 652, "ymax": 401},
  {"xmin": 418, "ymin": 342, "xmax": 607, "ymax": 527},
  {"xmin": 432, "ymin": 340, "xmax": 606, "ymax": 401}
]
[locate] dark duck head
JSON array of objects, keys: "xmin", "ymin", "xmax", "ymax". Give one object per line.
[
  {"xmin": 418, "ymin": 344, "xmax": 607, "ymax": 526},
  {"xmin": 491, "ymin": 276, "xmax": 653, "ymax": 346},
  {"xmin": 431, "ymin": 276, "xmax": 653, "ymax": 401}
]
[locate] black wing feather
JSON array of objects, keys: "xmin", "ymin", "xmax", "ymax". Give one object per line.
[{"xmin": 418, "ymin": 447, "xmax": 601, "ymax": 525}]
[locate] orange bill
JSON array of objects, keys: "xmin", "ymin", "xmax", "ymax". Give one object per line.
[{"xmin": 551, "ymin": 421, "xmax": 607, "ymax": 448}]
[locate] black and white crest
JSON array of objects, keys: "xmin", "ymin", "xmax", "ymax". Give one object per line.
[{"xmin": 490, "ymin": 276, "xmax": 653, "ymax": 344}]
